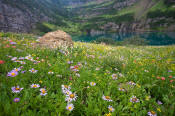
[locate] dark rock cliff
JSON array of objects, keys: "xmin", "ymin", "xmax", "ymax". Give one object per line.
[
  {"xmin": 0, "ymin": 1, "xmax": 50, "ymax": 33},
  {"xmin": 0, "ymin": 0, "xmax": 66, "ymax": 33}
]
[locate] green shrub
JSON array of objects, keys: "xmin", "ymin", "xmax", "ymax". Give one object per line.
[
  {"xmin": 36, "ymin": 23, "xmax": 52, "ymax": 33},
  {"xmin": 147, "ymin": 9, "xmax": 175, "ymax": 19},
  {"xmin": 164, "ymin": 0, "xmax": 175, "ymax": 5}
]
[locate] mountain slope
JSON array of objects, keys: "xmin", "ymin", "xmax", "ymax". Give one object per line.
[
  {"xmin": 0, "ymin": 0, "xmax": 175, "ymax": 34},
  {"xmin": 0, "ymin": 0, "xmax": 68, "ymax": 33},
  {"xmin": 66, "ymin": 0, "xmax": 175, "ymax": 34}
]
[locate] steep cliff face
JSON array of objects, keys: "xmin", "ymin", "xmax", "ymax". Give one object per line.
[
  {"xmin": 0, "ymin": 1, "xmax": 49, "ymax": 33},
  {"xmin": 0, "ymin": 0, "xmax": 67, "ymax": 33}
]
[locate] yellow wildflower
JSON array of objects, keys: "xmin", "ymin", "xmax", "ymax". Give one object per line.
[
  {"xmin": 136, "ymin": 84, "xmax": 141, "ymax": 88},
  {"xmin": 145, "ymin": 96, "xmax": 150, "ymax": 101},
  {"xmin": 105, "ymin": 113, "xmax": 111, "ymax": 116},
  {"xmin": 157, "ymin": 108, "xmax": 161, "ymax": 112},
  {"xmin": 39, "ymin": 80, "xmax": 43, "ymax": 84},
  {"xmin": 32, "ymin": 54, "xmax": 36, "ymax": 56}
]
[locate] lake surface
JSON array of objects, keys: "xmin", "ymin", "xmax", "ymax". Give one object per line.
[{"xmin": 72, "ymin": 32, "xmax": 175, "ymax": 45}]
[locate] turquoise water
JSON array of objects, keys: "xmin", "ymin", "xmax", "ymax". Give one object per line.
[{"xmin": 72, "ymin": 32, "xmax": 175, "ymax": 45}]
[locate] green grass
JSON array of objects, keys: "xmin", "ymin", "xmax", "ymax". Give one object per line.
[
  {"xmin": 149, "ymin": 0, "xmax": 168, "ymax": 11},
  {"xmin": 34, "ymin": 21, "xmax": 82, "ymax": 35},
  {"xmin": 0, "ymin": 33, "xmax": 175, "ymax": 115}
]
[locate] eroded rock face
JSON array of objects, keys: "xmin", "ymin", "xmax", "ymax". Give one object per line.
[
  {"xmin": 37, "ymin": 30, "xmax": 73, "ymax": 49},
  {"xmin": 113, "ymin": 0, "xmax": 138, "ymax": 10},
  {"xmin": 0, "ymin": 1, "xmax": 50, "ymax": 33}
]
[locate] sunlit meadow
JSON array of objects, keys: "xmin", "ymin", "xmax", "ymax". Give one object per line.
[{"xmin": 0, "ymin": 33, "xmax": 175, "ymax": 116}]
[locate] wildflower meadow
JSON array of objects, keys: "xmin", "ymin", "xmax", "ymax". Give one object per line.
[{"xmin": 0, "ymin": 33, "xmax": 175, "ymax": 116}]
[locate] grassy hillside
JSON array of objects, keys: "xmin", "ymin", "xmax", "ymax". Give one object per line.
[{"xmin": 0, "ymin": 33, "xmax": 175, "ymax": 115}]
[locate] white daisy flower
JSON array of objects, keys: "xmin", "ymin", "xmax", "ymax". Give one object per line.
[
  {"xmin": 75, "ymin": 73, "xmax": 80, "ymax": 77},
  {"xmin": 65, "ymin": 93, "xmax": 78, "ymax": 102},
  {"xmin": 66, "ymin": 103, "xmax": 74, "ymax": 111},
  {"xmin": 90, "ymin": 82, "xmax": 96, "ymax": 86},
  {"xmin": 148, "ymin": 111, "xmax": 157, "ymax": 116},
  {"xmin": 108, "ymin": 105, "xmax": 115, "ymax": 112},
  {"xmin": 130, "ymin": 96, "xmax": 139, "ymax": 103},
  {"xmin": 62, "ymin": 90, "xmax": 72, "ymax": 95},
  {"xmin": 112, "ymin": 74, "xmax": 118, "ymax": 80},
  {"xmin": 118, "ymin": 88, "xmax": 125, "ymax": 92},
  {"xmin": 102, "ymin": 95, "xmax": 113, "ymax": 102},
  {"xmin": 13, "ymin": 67, "xmax": 21, "ymax": 72},
  {"xmin": 20, "ymin": 61, "xmax": 26, "ymax": 64},
  {"xmin": 128, "ymin": 81, "xmax": 136, "ymax": 86},
  {"xmin": 65, "ymin": 96, "xmax": 73, "ymax": 102},
  {"xmin": 29, "ymin": 68, "xmax": 38, "ymax": 73},
  {"xmin": 61, "ymin": 85, "xmax": 71, "ymax": 91},
  {"xmin": 40, "ymin": 88, "xmax": 47, "ymax": 96},
  {"xmin": 31, "ymin": 84, "xmax": 40, "ymax": 88},
  {"xmin": 48, "ymin": 71, "xmax": 54, "ymax": 74},
  {"xmin": 11, "ymin": 86, "xmax": 23, "ymax": 93}
]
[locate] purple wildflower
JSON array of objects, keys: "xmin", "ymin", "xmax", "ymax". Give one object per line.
[
  {"xmin": 13, "ymin": 98, "xmax": 20, "ymax": 102},
  {"xmin": 157, "ymin": 100, "xmax": 163, "ymax": 105},
  {"xmin": 67, "ymin": 61, "xmax": 73, "ymax": 64},
  {"xmin": 11, "ymin": 86, "xmax": 23, "ymax": 93},
  {"xmin": 29, "ymin": 68, "xmax": 38, "ymax": 73},
  {"xmin": 148, "ymin": 111, "xmax": 157, "ymax": 116},
  {"xmin": 11, "ymin": 57, "xmax": 17, "ymax": 61},
  {"xmin": 7, "ymin": 71, "xmax": 18, "ymax": 77},
  {"xmin": 13, "ymin": 67, "xmax": 21, "ymax": 72},
  {"xmin": 130, "ymin": 96, "xmax": 139, "ymax": 103},
  {"xmin": 10, "ymin": 42, "xmax": 16, "ymax": 45}
]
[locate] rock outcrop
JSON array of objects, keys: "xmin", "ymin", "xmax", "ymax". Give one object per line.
[
  {"xmin": 101, "ymin": 17, "xmax": 175, "ymax": 32},
  {"xmin": 113, "ymin": 0, "xmax": 138, "ymax": 10},
  {"xmin": 37, "ymin": 30, "xmax": 73, "ymax": 49},
  {"xmin": 0, "ymin": 1, "xmax": 50, "ymax": 33},
  {"xmin": 0, "ymin": 0, "xmax": 66, "ymax": 33}
]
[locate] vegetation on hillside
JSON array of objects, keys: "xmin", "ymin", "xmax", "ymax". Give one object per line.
[{"xmin": 63, "ymin": 0, "xmax": 175, "ymax": 34}]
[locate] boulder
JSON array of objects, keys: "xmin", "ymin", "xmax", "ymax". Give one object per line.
[{"xmin": 37, "ymin": 30, "xmax": 73, "ymax": 49}]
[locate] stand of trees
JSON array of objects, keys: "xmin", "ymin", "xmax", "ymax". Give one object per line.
[{"xmin": 164, "ymin": 0, "xmax": 175, "ymax": 5}]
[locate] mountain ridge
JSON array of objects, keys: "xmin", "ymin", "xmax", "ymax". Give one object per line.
[{"xmin": 0, "ymin": 0, "xmax": 175, "ymax": 34}]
